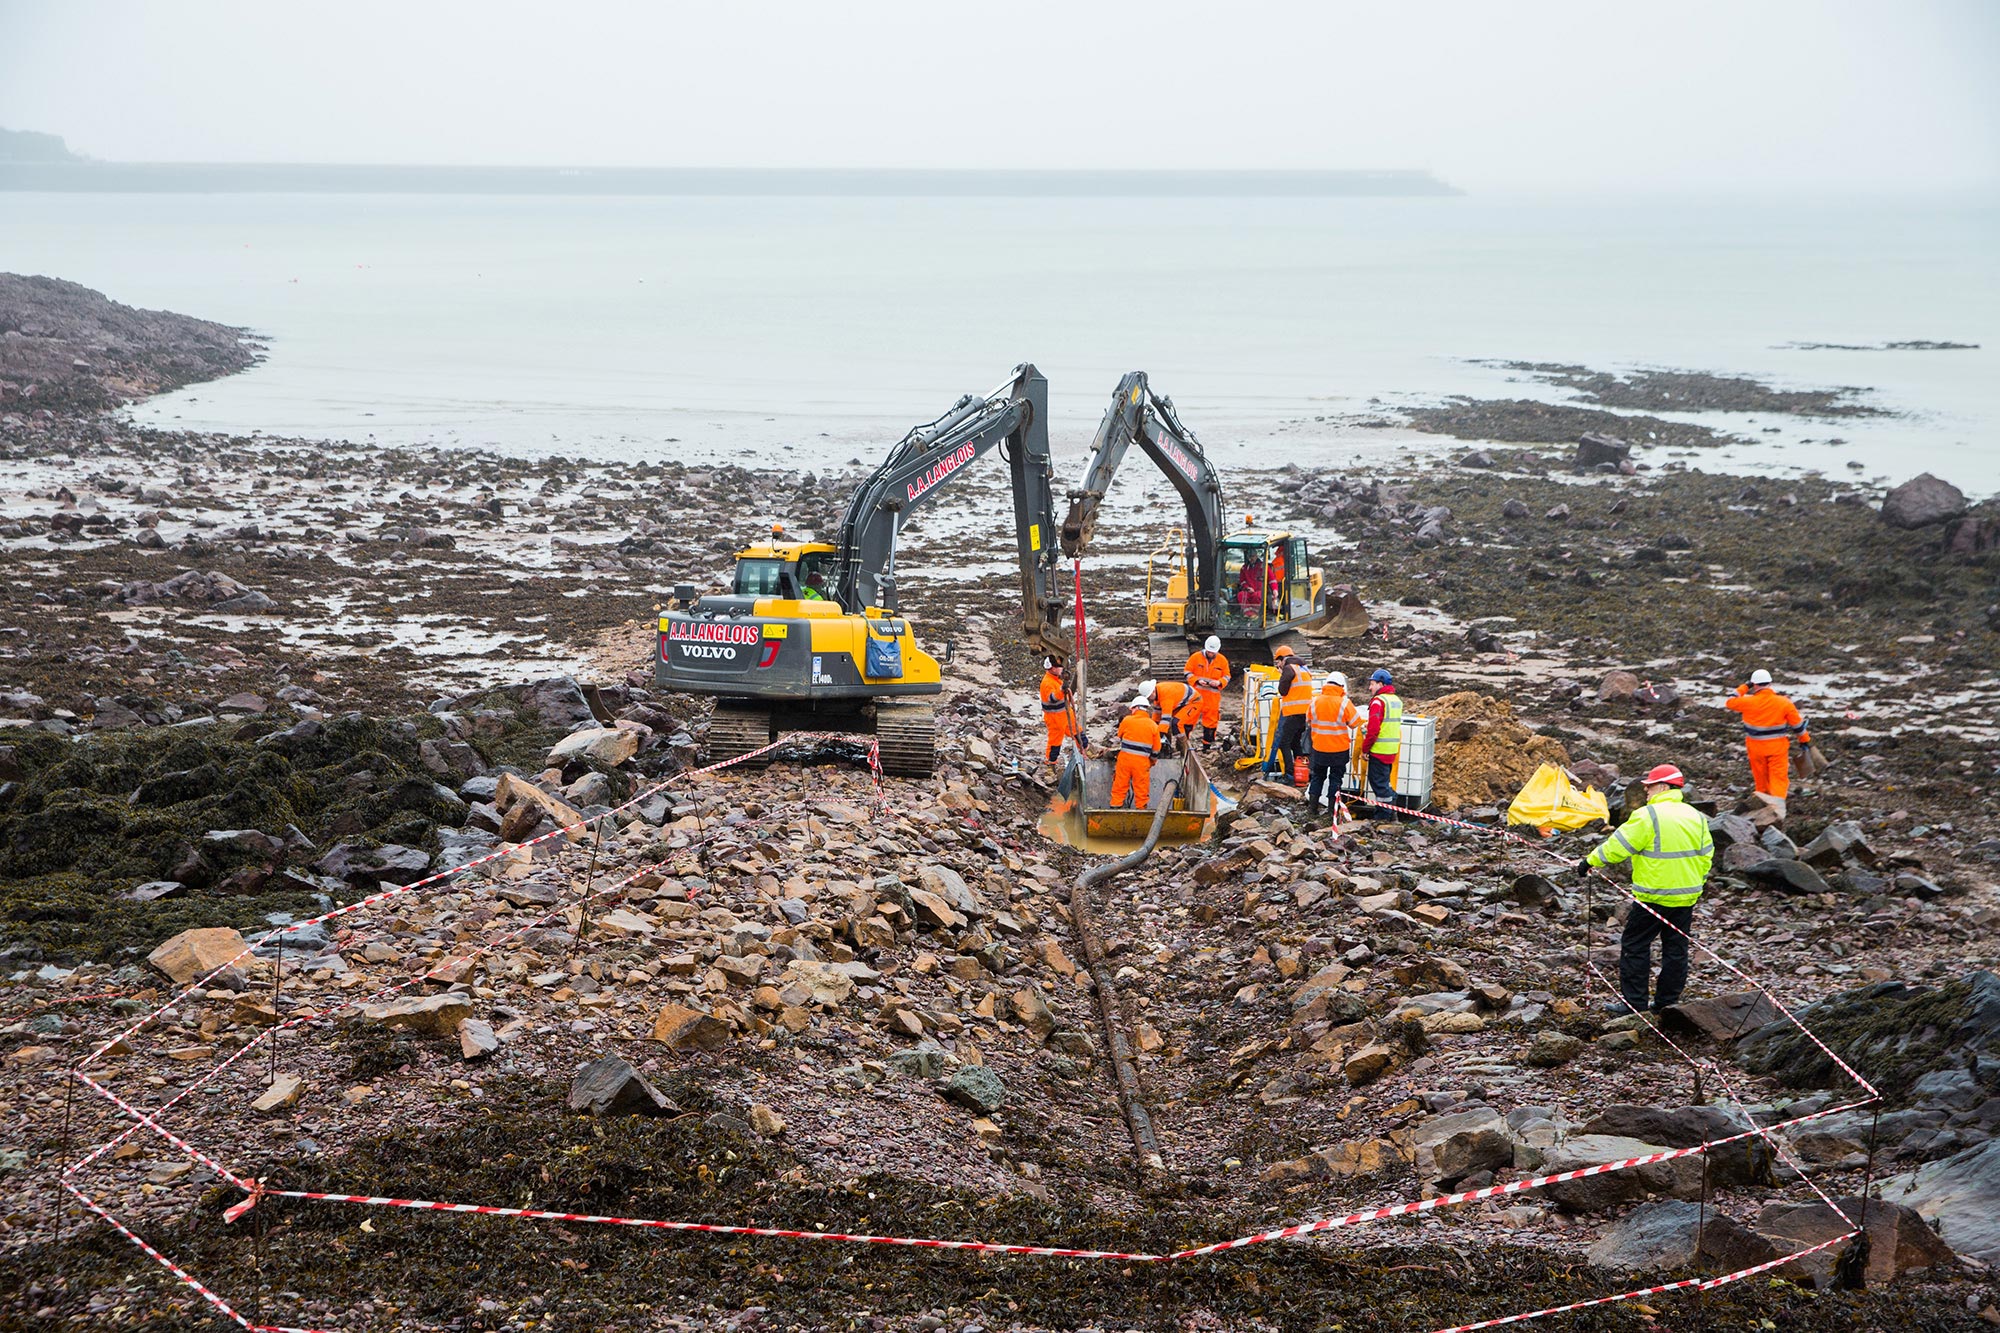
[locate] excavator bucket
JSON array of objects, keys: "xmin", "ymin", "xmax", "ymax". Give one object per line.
[{"xmin": 1321, "ymin": 587, "xmax": 1370, "ymax": 638}]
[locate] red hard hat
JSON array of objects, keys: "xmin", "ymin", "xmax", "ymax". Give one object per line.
[{"xmin": 1643, "ymin": 764, "xmax": 1686, "ymax": 786}]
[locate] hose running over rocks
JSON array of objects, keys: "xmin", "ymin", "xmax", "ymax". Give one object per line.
[{"xmin": 1068, "ymin": 751, "xmax": 1199, "ymax": 1193}]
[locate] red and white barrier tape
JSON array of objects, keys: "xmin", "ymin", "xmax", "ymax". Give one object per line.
[
  {"xmin": 59, "ymin": 735, "xmax": 1885, "ymax": 1332},
  {"xmin": 54, "ymin": 731, "xmax": 877, "ymax": 1325},
  {"xmin": 62, "ymin": 1181, "xmax": 332, "ymax": 1333},
  {"xmin": 1426, "ymin": 1226, "xmax": 1858, "ymax": 1333}
]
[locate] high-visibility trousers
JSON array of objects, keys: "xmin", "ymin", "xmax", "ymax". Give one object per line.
[
  {"xmin": 1112, "ymin": 753, "xmax": 1151, "ymax": 808},
  {"xmin": 1192, "ymin": 686, "xmax": 1223, "ymax": 730},
  {"xmin": 1747, "ymin": 739, "xmax": 1790, "ymax": 800},
  {"xmin": 1042, "ymin": 710, "xmax": 1071, "ymax": 760}
]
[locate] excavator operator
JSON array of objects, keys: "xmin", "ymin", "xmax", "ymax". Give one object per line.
[
  {"xmin": 801, "ymin": 571, "xmax": 828, "ymax": 601},
  {"xmin": 1112, "ymin": 697, "xmax": 1164, "ymax": 808},
  {"xmin": 1183, "ymin": 635, "xmax": 1231, "ymax": 751}
]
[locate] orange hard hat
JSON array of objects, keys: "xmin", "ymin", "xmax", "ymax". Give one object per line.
[
  {"xmin": 1642, "ymin": 764, "xmax": 1686, "ymax": 787},
  {"xmin": 1272, "ymin": 645, "xmax": 1295, "ymax": 659}
]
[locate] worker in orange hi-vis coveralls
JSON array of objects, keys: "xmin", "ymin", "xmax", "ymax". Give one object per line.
[
  {"xmin": 1037, "ymin": 655, "xmax": 1074, "ymax": 763},
  {"xmin": 1183, "ymin": 635, "xmax": 1232, "ymax": 751},
  {"xmin": 1725, "ymin": 668, "xmax": 1810, "ymax": 801},
  {"xmin": 1151, "ymin": 678, "xmax": 1204, "ymax": 745},
  {"xmin": 1111, "ymin": 697, "xmax": 1164, "ymax": 809}
]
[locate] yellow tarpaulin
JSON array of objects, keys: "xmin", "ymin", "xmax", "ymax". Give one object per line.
[{"xmin": 1505, "ymin": 763, "xmax": 1610, "ymax": 831}]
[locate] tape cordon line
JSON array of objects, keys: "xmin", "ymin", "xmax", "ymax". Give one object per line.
[{"xmin": 45, "ymin": 741, "xmax": 1882, "ymax": 1333}]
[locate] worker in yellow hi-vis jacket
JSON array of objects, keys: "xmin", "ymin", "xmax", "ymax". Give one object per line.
[{"xmin": 1580, "ymin": 763, "xmax": 1715, "ymax": 1018}]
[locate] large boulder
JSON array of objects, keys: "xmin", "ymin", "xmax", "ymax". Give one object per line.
[
  {"xmin": 652, "ymin": 1003, "xmax": 730, "ymax": 1050},
  {"xmin": 1596, "ymin": 670, "xmax": 1640, "ymax": 703},
  {"xmin": 1657, "ymin": 992, "xmax": 1781, "ymax": 1043},
  {"xmin": 1578, "ymin": 1104, "xmax": 1772, "ymax": 1187},
  {"xmin": 1738, "ymin": 858, "xmax": 1831, "ymax": 896},
  {"xmin": 493, "ymin": 773, "xmax": 590, "ymax": 844},
  {"xmin": 361, "ymin": 994, "xmax": 472, "ymax": 1036},
  {"xmin": 917, "ymin": 863, "xmax": 982, "ymax": 919},
  {"xmin": 548, "ymin": 726, "xmax": 639, "ymax": 767},
  {"xmin": 1879, "ymin": 474, "xmax": 1966, "ymax": 529},
  {"xmin": 1739, "ymin": 971, "xmax": 2000, "ymax": 1102},
  {"xmin": 567, "ymin": 1055, "xmax": 677, "ymax": 1116},
  {"xmin": 1756, "ymin": 1197, "xmax": 1955, "ymax": 1288},
  {"xmin": 1799, "ymin": 820, "xmax": 1877, "ymax": 869},
  {"xmin": 516, "ymin": 676, "xmax": 597, "ymax": 726},
  {"xmin": 943, "ymin": 1065, "xmax": 1007, "ymax": 1114},
  {"xmin": 1878, "ymin": 1139, "xmax": 2000, "ymax": 1266},
  {"xmin": 314, "ymin": 842, "xmax": 432, "ymax": 887},
  {"xmin": 1575, "ymin": 433, "xmax": 1631, "ymax": 469},
  {"xmin": 147, "ymin": 927, "xmax": 251, "ymax": 984},
  {"xmin": 1587, "ymin": 1199, "xmax": 1777, "ymax": 1275},
  {"xmin": 1414, "ymin": 1105, "xmax": 1513, "ymax": 1184},
  {"xmin": 1538, "ymin": 1135, "xmax": 1701, "ymax": 1212},
  {"xmin": 1942, "ymin": 515, "xmax": 2000, "ymax": 555}
]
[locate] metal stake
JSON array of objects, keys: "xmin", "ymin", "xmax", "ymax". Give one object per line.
[
  {"xmin": 267, "ymin": 946, "xmax": 283, "ymax": 1087},
  {"xmin": 1837, "ymin": 1100, "xmax": 1886, "ymax": 1290},
  {"xmin": 51, "ymin": 1061, "xmax": 79, "ymax": 1248},
  {"xmin": 569, "ymin": 816, "xmax": 606, "ymax": 959}
]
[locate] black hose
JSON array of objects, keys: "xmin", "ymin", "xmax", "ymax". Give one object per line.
[{"xmin": 1069, "ymin": 754, "xmax": 1194, "ymax": 1189}]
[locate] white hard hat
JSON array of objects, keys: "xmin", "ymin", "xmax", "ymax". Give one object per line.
[
  {"xmin": 1325, "ymin": 671, "xmax": 1348, "ymax": 688},
  {"xmin": 1750, "ymin": 669, "xmax": 1772, "ymax": 685},
  {"xmin": 1139, "ymin": 679, "xmax": 1157, "ymax": 696},
  {"xmin": 1204, "ymin": 636, "xmax": 1221, "ymax": 653},
  {"xmin": 1128, "ymin": 696, "xmax": 1152, "ymax": 710}
]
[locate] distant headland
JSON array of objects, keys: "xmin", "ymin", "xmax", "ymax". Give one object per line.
[{"xmin": 0, "ymin": 131, "xmax": 1458, "ymax": 196}]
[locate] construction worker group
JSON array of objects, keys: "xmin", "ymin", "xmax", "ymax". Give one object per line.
[
  {"xmin": 1030, "ymin": 652, "xmax": 1824, "ymax": 1026},
  {"xmin": 1043, "ymin": 639, "xmax": 1408, "ymax": 819}
]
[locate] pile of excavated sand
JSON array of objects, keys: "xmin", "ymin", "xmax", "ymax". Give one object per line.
[{"xmin": 1419, "ymin": 691, "xmax": 1571, "ymax": 812}]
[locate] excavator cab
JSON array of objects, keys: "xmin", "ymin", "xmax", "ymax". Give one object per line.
[
  {"xmin": 730, "ymin": 531, "xmax": 840, "ymax": 602},
  {"xmin": 1218, "ymin": 530, "xmax": 1320, "ymax": 629},
  {"xmin": 1144, "ymin": 523, "xmax": 1331, "ymax": 669}
]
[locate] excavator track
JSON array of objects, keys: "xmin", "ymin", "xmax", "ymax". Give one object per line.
[
  {"xmin": 873, "ymin": 701, "xmax": 937, "ymax": 777},
  {"xmin": 1147, "ymin": 632, "xmax": 1190, "ymax": 682},
  {"xmin": 1232, "ymin": 629, "xmax": 1307, "ymax": 667},
  {"xmin": 704, "ymin": 701, "xmax": 775, "ymax": 769}
]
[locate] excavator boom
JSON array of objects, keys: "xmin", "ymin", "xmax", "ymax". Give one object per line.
[
  {"xmin": 1060, "ymin": 371, "xmax": 1228, "ymax": 629},
  {"xmin": 1060, "ymin": 372, "xmax": 1368, "ymax": 665},
  {"xmin": 834, "ymin": 363, "xmax": 1067, "ymax": 655}
]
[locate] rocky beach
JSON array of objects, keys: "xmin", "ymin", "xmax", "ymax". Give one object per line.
[{"xmin": 3, "ymin": 279, "xmax": 1998, "ymax": 1332}]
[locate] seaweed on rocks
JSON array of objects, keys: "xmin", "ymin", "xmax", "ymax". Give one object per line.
[
  {"xmin": 1739, "ymin": 973, "xmax": 2000, "ymax": 1104},
  {"xmin": 4, "ymin": 1076, "xmax": 1980, "ymax": 1331},
  {"xmin": 1488, "ymin": 362, "xmax": 1887, "ymax": 418},
  {"xmin": 1401, "ymin": 397, "xmax": 1739, "ymax": 451},
  {"xmin": 0, "ymin": 712, "xmax": 468, "ymax": 963}
]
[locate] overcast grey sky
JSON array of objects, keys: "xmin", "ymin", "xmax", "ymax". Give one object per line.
[{"xmin": 2, "ymin": 0, "xmax": 1995, "ymax": 191}]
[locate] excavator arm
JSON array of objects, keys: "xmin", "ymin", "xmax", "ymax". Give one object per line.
[
  {"xmin": 1060, "ymin": 371, "xmax": 1228, "ymax": 629},
  {"xmin": 832, "ymin": 363, "xmax": 1068, "ymax": 654}
]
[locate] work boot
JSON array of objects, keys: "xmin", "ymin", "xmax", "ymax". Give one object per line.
[{"xmin": 1602, "ymin": 1001, "xmax": 1638, "ymax": 1018}]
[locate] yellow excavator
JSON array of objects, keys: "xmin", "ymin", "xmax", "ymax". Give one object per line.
[
  {"xmin": 1060, "ymin": 371, "xmax": 1369, "ymax": 679},
  {"xmin": 656, "ymin": 364, "xmax": 1069, "ymax": 776}
]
